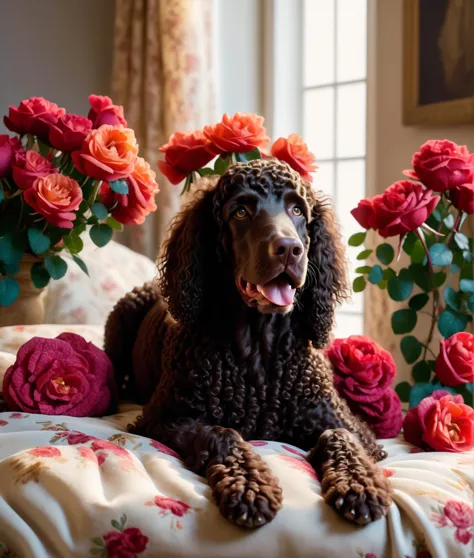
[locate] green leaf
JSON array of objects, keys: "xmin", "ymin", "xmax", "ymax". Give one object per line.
[
  {"xmin": 375, "ymin": 243, "xmax": 394, "ymax": 265},
  {"xmin": 395, "ymin": 381, "xmax": 411, "ymax": 403},
  {"xmin": 454, "ymin": 232, "xmax": 469, "ymax": 251},
  {"xmin": 410, "ymin": 263, "xmax": 431, "ymax": 291},
  {"xmin": 37, "ymin": 139, "xmax": 50, "ymax": 156},
  {"xmin": 377, "ymin": 279, "xmax": 388, "ymax": 290},
  {"xmin": 400, "ymin": 336, "xmax": 422, "ymax": 364},
  {"xmin": 106, "ymin": 216, "xmax": 123, "ymax": 232},
  {"xmin": 443, "ymin": 213, "xmax": 455, "ymax": 229},
  {"xmin": 87, "ymin": 216, "xmax": 99, "ymax": 226},
  {"xmin": 467, "ymin": 294, "xmax": 474, "ymax": 313},
  {"xmin": 45, "ymin": 255, "xmax": 67, "ymax": 280},
  {"xmin": 410, "ymin": 239, "xmax": 426, "ymax": 264},
  {"xmin": 63, "ymin": 234, "xmax": 83, "ymax": 255},
  {"xmin": 90, "ymin": 224, "xmax": 113, "ymax": 248},
  {"xmin": 234, "ymin": 148, "xmax": 261, "ymax": 162},
  {"xmin": 31, "ymin": 263, "xmax": 50, "ymax": 289},
  {"xmin": 387, "ymin": 273, "xmax": 414, "ymax": 302},
  {"xmin": 355, "ymin": 266, "xmax": 372, "ymax": 274},
  {"xmin": 91, "ymin": 537, "xmax": 104, "ymax": 547},
  {"xmin": 214, "ymin": 155, "xmax": 231, "ymax": 174},
  {"xmin": 463, "ymin": 250, "xmax": 472, "ymax": 263},
  {"xmin": 352, "ymin": 276, "xmax": 366, "ymax": 293},
  {"xmin": 460, "ymin": 279, "xmax": 474, "ymax": 293},
  {"xmin": 391, "ymin": 309, "xmax": 417, "ymax": 334},
  {"xmin": 0, "ymin": 234, "xmax": 25, "ymax": 265},
  {"xmin": 72, "ymin": 255, "xmax": 89, "ymax": 276},
  {"xmin": 198, "ymin": 167, "xmax": 216, "ymax": 176},
  {"xmin": 444, "ymin": 286, "xmax": 461, "ymax": 311},
  {"xmin": 109, "ymin": 179, "xmax": 128, "ymax": 195},
  {"xmin": 89, "ymin": 547, "xmax": 105, "ymax": 555},
  {"xmin": 408, "ymin": 382, "xmax": 449, "ymax": 409},
  {"xmin": 356, "ymin": 249, "xmax": 372, "ymax": 260},
  {"xmin": 429, "ymin": 243, "xmax": 453, "ymax": 266},
  {"xmin": 348, "ymin": 232, "xmax": 366, "ymax": 247},
  {"xmin": 91, "ymin": 202, "xmax": 108, "ymax": 220},
  {"xmin": 383, "ymin": 268, "xmax": 397, "ymax": 281},
  {"xmin": 0, "ymin": 187, "xmax": 4, "ymax": 203},
  {"xmin": 72, "ymin": 223, "xmax": 87, "ymax": 237},
  {"xmin": 438, "ymin": 309, "xmax": 469, "ymax": 338},
  {"xmin": 111, "ymin": 520, "xmax": 121, "ymax": 531},
  {"xmin": 402, "ymin": 231, "xmax": 418, "ymax": 255},
  {"xmin": 368, "ymin": 264, "xmax": 383, "ymax": 284},
  {"xmin": 433, "ymin": 271, "xmax": 447, "ymax": 288},
  {"xmin": 412, "ymin": 361, "xmax": 432, "ymax": 383},
  {"xmin": 27, "ymin": 228, "xmax": 50, "ymax": 255},
  {"xmin": 4, "ymin": 261, "xmax": 19, "ymax": 275},
  {"xmin": 0, "ymin": 276, "xmax": 19, "ymax": 306},
  {"xmin": 78, "ymin": 200, "xmax": 89, "ymax": 214},
  {"xmin": 409, "ymin": 293, "xmax": 429, "ymax": 311}
]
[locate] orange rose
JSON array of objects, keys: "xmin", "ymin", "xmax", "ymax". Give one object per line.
[
  {"xmin": 271, "ymin": 134, "xmax": 317, "ymax": 182},
  {"xmin": 24, "ymin": 174, "xmax": 82, "ymax": 229},
  {"xmin": 101, "ymin": 157, "xmax": 158, "ymax": 225},
  {"xmin": 203, "ymin": 112, "xmax": 270, "ymax": 154},
  {"xmin": 71, "ymin": 125, "xmax": 138, "ymax": 182}
]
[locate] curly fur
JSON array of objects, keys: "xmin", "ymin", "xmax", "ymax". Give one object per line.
[{"xmin": 105, "ymin": 159, "xmax": 392, "ymax": 529}]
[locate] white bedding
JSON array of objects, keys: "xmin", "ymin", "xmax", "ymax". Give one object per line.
[{"xmin": 0, "ymin": 326, "xmax": 473, "ymax": 558}]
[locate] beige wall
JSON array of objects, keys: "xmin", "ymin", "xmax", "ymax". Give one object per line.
[{"xmin": 366, "ymin": 0, "xmax": 474, "ymax": 380}]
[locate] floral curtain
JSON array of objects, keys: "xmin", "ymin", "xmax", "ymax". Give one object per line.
[{"xmin": 111, "ymin": 0, "xmax": 216, "ymax": 259}]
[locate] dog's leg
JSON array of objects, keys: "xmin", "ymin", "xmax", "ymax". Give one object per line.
[
  {"xmin": 308, "ymin": 428, "xmax": 392, "ymax": 526},
  {"xmin": 151, "ymin": 420, "xmax": 283, "ymax": 529}
]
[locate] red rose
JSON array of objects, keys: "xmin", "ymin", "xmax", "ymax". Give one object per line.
[
  {"xmin": 154, "ymin": 495, "xmax": 191, "ymax": 517},
  {"xmin": 24, "ymin": 174, "xmax": 82, "ymax": 229},
  {"xmin": 203, "ymin": 112, "xmax": 270, "ymax": 154},
  {"xmin": 120, "ymin": 528, "xmax": 148, "ymax": 553},
  {"xmin": 4, "ymin": 97, "xmax": 65, "ymax": 140},
  {"xmin": 403, "ymin": 391, "xmax": 474, "ymax": 452},
  {"xmin": 67, "ymin": 432, "xmax": 95, "ymax": 444},
  {"xmin": 103, "ymin": 532, "xmax": 135, "ymax": 558},
  {"xmin": 150, "ymin": 439, "xmax": 180, "ymax": 458},
  {"xmin": 350, "ymin": 389, "xmax": 403, "ymax": 439},
  {"xmin": 158, "ymin": 130, "xmax": 214, "ymax": 185},
  {"xmin": 88, "ymin": 95, "xmax": 127, "ymax": 128},
  {"xmin": 0, "ymin": 135, "xmax": 21, "ymax": 178},
  {"xmin": 12, "ymin": 150, "xmax": 57, "ymax": 190},
  {"xmin": 350, "ymin": 198, "xmax": 377, "ymax": 230},
  {"xmin": 49, "ymin": 114, "xmax": 92, "ymax": 152},
  {"xmin": 372, "ymin": 180, "xmax": 439, "ymax": 238},
  {"xmin": 28, "ymin": 446, "xmax": 61, "ymax": 458},
  {"xmin": 90, "ymin": 439, "xmax": 129, "ymax": 458},
  {"xmin": 404, "ymin": 140, "xmax": 474, "ymax": 192},
  {"xmin": 326, "ymin": 336, "xmax": 397, "ymax": 403},
  {"xmin": 3, "ymin": 333, "xmax": 117, "ymax": 416},
  {"xmin": 449, "ymin": 183, "xmax": 474, "ymax": 215},
  {"xmin": 435, "ymin": 332, "xmax": 474, "ymax": 386},
  {"xmin": 101, "ymin": 157, "xmax": 158, "ymax": 225},
  {"xmin": 270, "ymin": 134, "xmax": 317, "ymax": 182}
]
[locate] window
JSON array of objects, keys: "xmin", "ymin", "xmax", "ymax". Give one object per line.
[{"xmin": 301, "ymin": 0, "xmax": 368, "ymax": 338}]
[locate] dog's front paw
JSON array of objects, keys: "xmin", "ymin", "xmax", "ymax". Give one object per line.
[{"xmin": 207, "ymin": 441, "xmax": 283, "ymax": 528}]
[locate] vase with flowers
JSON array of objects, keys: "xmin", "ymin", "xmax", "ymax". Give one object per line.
[{"xmin": 0, "ymin": 95, "xmax": 158, "ymax": 326}]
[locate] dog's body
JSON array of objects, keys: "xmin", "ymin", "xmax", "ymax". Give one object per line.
[{"xmin": 105, "ymin": 159, "xmax": 392, "ymax": 529}]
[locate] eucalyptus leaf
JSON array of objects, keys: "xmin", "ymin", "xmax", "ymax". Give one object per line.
[
  {"xmin": 0, "ymin": 276, "xmax": 19, "ymax": 307},
  {"xmin": 391, "ymin": 309, "xmax": 417, "ymax": 334},
  {"xmin": 388, "ymin": 275, "xmax": 414, "ymax": 302},
  {"xmin": 468, "ymin": 294, "xmax": 474, "ymax": 313},
  {"xmin": 368, "ymin": 264, "xmax": 383, "ymax": 284},
  {"xmin": 402, "ymin": 232, "xmax": 418, "ymax": 255},
  {"xmin": 63, "ymin": 234, "xmax": 83, "ymax": 255},
  {"xmin": 410, "ymin": 239, "xmax": 426, "ymax": 264},
  {"xmin": 45, "ymin": 255, "xmax": 68, "ymax": 280},
  {"xmin": 91, "ymin": 202, "xmax": 108, "ymax": 220},
  {"xmin": 30, "ymin": 263, "xmax": 50, "ymax": 289},
  {"xmin": 409, "ymin": 293, "xmax": 429, "ymax": 311},
  {"xmin": 444, "ymin": 286, "xmax": 461, "ymax": 311},
  {"xmin": 348, "ymin": 232, "xmax": 367, "ymax": 247},
  {"xmin": 400, "ymin": 336, "xmax": 422, "ymax": 364},
  {"xmin": 454, "ymin": 232, "xmax": 469, "ymax": 251},
  {"xmin": 106, "ymin": 216, "xmax": 123, "ymax": 232},
  {"xmin": 429, "ymin": 243, "xmax": 453, "ymax": 267},
  {"xmin": 395, "ymin": 381, "xmax": 411, "ymax": 403},
  {"xmin": 460, "ymin": 279, "xmax": 474, "ymax": 293},
  {"xmin": 72, "ymin": 255, "xmax": 89, "ymax": 276},
  {"xmin": 412, "ymin": 361, "xmax": 432, "ymax": 383},
  {"xmin": 376, "ymin": 243, "xmax": 394, "ymax": 265},
  {"xmin": 438, "ymin": 309, "xmax": 469, "ymax": 338},
  {"xmin": 90, "ymin": 224, "xmax": 113, "ymax": 248},
  {"xmin": 27, "ymin": 228, "xmax": 50, "ymax": 255},
  {"xmin": 109, "ymin": 179, "xmax": 128, "ymax": 195}
]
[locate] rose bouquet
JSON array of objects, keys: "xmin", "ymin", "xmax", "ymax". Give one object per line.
[
  {"xmin": 0, "ymin": 95, "xmax": 158, "ymax": 309},
  {"xmin": 349, "ymin": 140, "xmax": 473, "ymax": 410}
]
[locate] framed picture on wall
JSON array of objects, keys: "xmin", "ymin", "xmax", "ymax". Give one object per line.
[{"xmin": 403, "ymin": 0, "xmax": 474, "ymax": 125}]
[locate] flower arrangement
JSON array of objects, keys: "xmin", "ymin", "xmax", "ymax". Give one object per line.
[
  {"xmin": 349, "ymin": 140, "xmax": 473, "ymax": 410},
  {"xmin": 0, "ymin": 95, "xmax": 159, "ymax": 308}
]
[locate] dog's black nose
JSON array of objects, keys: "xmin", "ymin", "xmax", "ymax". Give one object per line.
[{"xmin": 271, "ymin": 237, "xmax": 304, "ymax": 265}]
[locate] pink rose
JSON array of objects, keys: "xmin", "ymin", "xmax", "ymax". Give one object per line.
[
  {"xmin": 0, "ymin": 135, "xmax": 21, "ymax": 178},
  {"xmin": 449, "ymin": 183, "xmax": 474, "ymax": 215},
  {"xmin": 28, "ymin": 446, "xmax": 61, "ymax": 458},
  {"xmin": 352, "ymin": 389, "xmax": 403, "ymax": 439},
  {"xmin": 4, "ymin": 97, "xmax": 65, "ymax": 140},
  {"xmin": 90, "ymin": 439, "xmax": 129, "ymax": 458},
  {"xmin": 403, "ymin": 391, "xmax": 474, "ymax": 452},
  {"xmin": 444, "ymin": 500, "xmax": 474, "ymax": 529},
  {"xmin": 153, "ymin": 495, "xmax": 191, "ymax": 517},
  {"xmin": 88, "ymin": 95, "xmax": 127, "ymax": 128},
  {"xmin": 49, "ymin": 114, "xmax": 92, "ymax": 152},
  {"xmin": 326, "ymin": 336, "xmax": 396, "ymax": 403},
  {"xmin": 435, "ymin": 332, "xmax": 474, "ymax": 386},
  {"xmin": 150, "ymin": 440, "xmax": 180, "ymax": 458},
  {"xmin": 405, "ymin": 140, "xmax": 474, "ymax": 192},
  {"xmin": 12, "ymin": 150, "xmax": 57, "ymax": 190},
  {"xmin": 67, "ymin": 432, "xmax": 95, "ymax": 444},
  {"xmin": 455, "ymin": 528, "xmax": 473, "ymax": 545},
  {"xmin": 2, "ymin": 333, "xmax": 117, "ymax": 417}
]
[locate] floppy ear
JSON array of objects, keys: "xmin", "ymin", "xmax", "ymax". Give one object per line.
[
  {"xmin": 295, "ymin": 196, "xmax": 348, "ymax": 347},
  {"xmin": 159, "ymin": 187, "xmax": 222, "ymax": 325}
]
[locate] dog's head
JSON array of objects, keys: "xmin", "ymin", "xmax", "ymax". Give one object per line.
[{"xmin": 159, "ymin": 158, "xmax": 348, "ymax": 347}]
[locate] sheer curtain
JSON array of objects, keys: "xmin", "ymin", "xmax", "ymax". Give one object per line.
[{"xmin": 111, "ymin": 0, "xmax": 217, "ymax": 259}]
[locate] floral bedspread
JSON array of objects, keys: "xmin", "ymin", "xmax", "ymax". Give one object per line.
[{"xmin": 0, "ymin": 326, "xmax": 473, "ymax": 558}]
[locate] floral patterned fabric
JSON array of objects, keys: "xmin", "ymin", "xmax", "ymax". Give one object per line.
[{"xmin": 0, "ymin": 327, "xmax": 473, "ymax": 558}]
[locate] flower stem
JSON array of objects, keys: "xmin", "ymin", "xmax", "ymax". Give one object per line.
[
  {"xmin": 446, "ymin": 211, "xmax": 463, "ymax": 246},
  {"xmin": 88, "ymin": 180, "xmax": 102, "ymax": 206}
]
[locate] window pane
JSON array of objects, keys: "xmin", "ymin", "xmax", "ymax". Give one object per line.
[
  {"xmin": 336, "ymin": 0, "xmax": 367, "ymax": 82},
  {"xmin": 334, "ymin": 312, "xmax": 364, "ymax": 338},
  {"xmin": 303, "ymin": 87, "xmax": 335, "ymax": 160},
  {"xmin": 336, "ymin": 82, "xmax": 366, "ymax": 158},
  {"xmin": 314, "ymin": 161, "xmax": 334, "ymax": 198},
  {"xmin": 335, "ymin": 159, "xmax": 365, "ymax": 239},
  {"xmin": 303, "ymin": 0, "xmax": 335, "ymax": 87}
]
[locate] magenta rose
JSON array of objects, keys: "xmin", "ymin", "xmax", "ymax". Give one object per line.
[
  {"xmin": 88, "ymin": 94, "xmax": 127, "ymax": 128},
  {"xmin": 12, "ymin": 150, "xmax": 57, "ymax": 190},
  {"xmin": 435, "ymin": 332, "xmax": 474, "ymax": 386},
  {"xmin": 326, "ymin": 335, "xmax": 397, "ymax": 403},
  {"xmin": 103, "ymin": 528, "xmax": 148, "ymax": 558},
  {"xmin": 4, "ymin": 96, "xmax": 65, "ymax": 140},
  {"xmin": 404, "ymin": 140, "xmax": 474, "ymax": 193},
  {"xmin": 449, "ymin": 183, "xmax": 474, "ymax": 215},
  {"xmin": 350, "ymin": 198, "xmax": 377, "ymax": 230},
  {"xmin": 49, "ymin": 114, "xmax": 92, "ymax": 152},
  {"xmin": 351, "ymin": 389, "xmax": 403, "ymax": 439},
  {"xmin": 0, "ymin": 135, "xmax": 21, "ymax": 178},
  {"xmin": 2, "ymin": 333, "xmax": 117, "ymax": 417}
]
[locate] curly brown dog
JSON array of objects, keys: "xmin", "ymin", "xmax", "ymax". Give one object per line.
[{"xmin": 104, "ymin": 158, "xmax": 392, "ymax": 529}]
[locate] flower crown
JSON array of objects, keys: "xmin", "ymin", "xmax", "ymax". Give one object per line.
[{"xmin": 157, "ymin": 112, "xmax": 317, "ymax": 193}]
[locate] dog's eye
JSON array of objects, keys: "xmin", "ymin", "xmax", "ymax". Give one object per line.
[
  {"xmin": 235, "ymin": 207, "xmax": 248, "ymax": 220},
  {"xmin": 292, "ymin": 206, "xmax": 303, "ymax": 217}
]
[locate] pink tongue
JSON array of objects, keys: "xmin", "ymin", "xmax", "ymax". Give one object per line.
[{"xmin": 257, "ymin": 277, "xmax": 296, "ymax": 306}]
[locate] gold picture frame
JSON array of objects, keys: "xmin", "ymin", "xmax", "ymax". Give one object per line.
[{"xmin": 403, "ymin": 0, "xmax": 474, "ymax": 126}]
